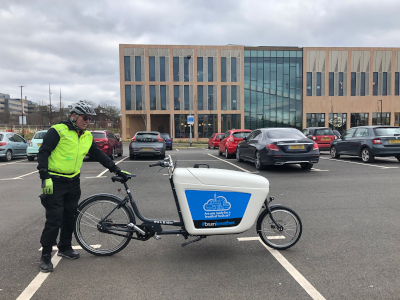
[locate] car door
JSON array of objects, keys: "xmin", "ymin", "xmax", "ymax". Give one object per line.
[
  {"xmin": 349, "ymin": 128, "xmax": 368, "ymax": 155},
  {"xmin": 14, "ymin": 134, "xmax": 28, "ymax": 155},
  {"xmin": 6, "ymin": 134, "xmax": 18, "ymax": 155},
  {"xmin": 219, "ymin": 131, "xmax": 230, "ymax": 152},
  {"xmin": 336, "ymin": 128, "xmax": 356, "ymax": 154},
  {"xmin": 107, "ymin": 132, "xmax": 115, "ymax": 152},
  {"xmin": 247, "ymin": 130, "xmax": 262, "ymax": 160},
  {"xmin": 240, "ymin": 131, "xmax": 255, "ymax": 159},
  {"xmin": 209, "ymin": 133, "xmax": 215, "ymax": 147}
]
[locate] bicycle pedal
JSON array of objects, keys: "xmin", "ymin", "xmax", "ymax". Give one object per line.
[{"xmin": 154, "ymin": 234, "xmax": 161, "ymax": 240}]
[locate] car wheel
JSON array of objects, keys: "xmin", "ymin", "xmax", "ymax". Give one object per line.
[
  {"xmin": 330, "ymin": 146, "xmax": 340, "ymax": 158},
  {"xmin": 361, "ymin": 147, "xmax": 374, "ymax": 163},
  {"xmin": 236, "ymin": 148, "xmax": 243, "ymax": 162},
  {"xmin": 27, "ymin": 156, "xmax": 34, "ymax": 161},
  {"xmin": 300, "ymin": 163, "xmax": 313, "ymax": 169},
  {"xmin": 109, "ymin": 147, "xmax": 115, "ymax": 160},
  {"xmin": 218, "ymin": 148, "xmax": 223, "ymax": 156},
  {"xmin": 160, "ymin": 152, "xmax": 166, "ymax": 159},
  {"xmin": 254, "ymin": 152, "xmax": 265, "ymax": 170},
  {"xmin": 129, "ymin": 153, "xmax": 136, "ymax": 160},
  {"xmin": 118, "ymin": 147, "xmax": 123, "ymax": 157},
  {"xmin": 5, "ymin": 150, "xmax": 12, "ymax": 162},
  {"xmin": 170, "ymin": 146, "xmax": 173, "ymax": 150},
  {"xmin": 213, "ymin": 144, "xmax": 216, "ymax": 149},
  {"xmin": 396, "ymin": 156, "xmax": 400, "ymax": 162},
  {"xmin": 208, "ymin": 144, "xmax": 210, "ymax": 149},
  {"xmin": 225, "ymin": 149, "xmax": 231, "ymax": 159}
]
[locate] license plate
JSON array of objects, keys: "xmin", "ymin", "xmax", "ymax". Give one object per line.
[
  {"xmin": 142, "ymin": 147, "xmax": 153, "ymax": 151},
  {"xmin": 37, "ymin": 143, "xmax": 42, "ymax": 147},
  {"xmin": 289, "ymin": 145, "xmax": 305, "ymax": 150},
  {"xmin": 389, "ymin": 140, "xmax": 400, "ymax": 144},
  {"xmin": 321, "ymin": 137, "xmax": 331, "ymax": 141}
]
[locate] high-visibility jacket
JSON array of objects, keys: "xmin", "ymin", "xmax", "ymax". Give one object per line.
[{"xmin": 47, "ymin": 123, "xmax": 93, "ymax": 178}]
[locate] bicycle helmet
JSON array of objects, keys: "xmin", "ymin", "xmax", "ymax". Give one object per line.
[{"xmin": 70, "ymin": 101, "xmax": 97, "ymax": 116}]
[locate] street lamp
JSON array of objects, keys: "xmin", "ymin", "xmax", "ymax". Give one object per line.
[
  {"xmin": 187, "ymin": 55, "xmax": 192, "ymax": 146},
  {"xmin": 18, "ymin": 86, "xmax": 25, "ymax": 137},
  {"xmin": 378, "ymin": 100, "xmax": 383, "ymax": 125}
]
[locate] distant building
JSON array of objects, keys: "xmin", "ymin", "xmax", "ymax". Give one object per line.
[{"xmin": 0, "ymin": 93, "xmax": 38, "ymax": 114}]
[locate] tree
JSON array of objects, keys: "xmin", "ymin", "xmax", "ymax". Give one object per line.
[{"xmin": 98, "ymin": 100, "xmax": 121, "ymax": 123}]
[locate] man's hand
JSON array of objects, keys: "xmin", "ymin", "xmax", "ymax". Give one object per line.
[
  {"xmin": 116, "ymin": 169, "xmax": 131, "ymax": 182},
  {"xmin": 41, "ymin": 179, "xmax": 53, "ymax": 195}
]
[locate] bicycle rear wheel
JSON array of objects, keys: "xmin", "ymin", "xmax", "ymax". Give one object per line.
[
  {"xmin": 257, "ymin": 206, "xmax": 302, "ymax": 250},
  {"xmin": 74, "ymin": 196, "xmax": 134, "ymax": 256}
]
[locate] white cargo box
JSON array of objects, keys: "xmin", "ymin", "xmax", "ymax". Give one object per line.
[{"xmin": 173, "ymin": 168, "xmax": 270, "ymax": 235}]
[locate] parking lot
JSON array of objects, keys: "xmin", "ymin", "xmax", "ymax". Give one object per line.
[{"xmin": 1, "ymin": 145, "xmax": 400, "ymax": 300}]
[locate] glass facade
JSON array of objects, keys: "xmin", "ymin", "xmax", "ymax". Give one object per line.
[
  {"xmin": 221, "ymin": 57, "xmax": 226, "ymax": 82},
  {"xmin": 150, "ymin": 85, "xmax": 156, "ymax": 110},
  {"xmin": 160, "ymin": 85, "xmax": 166, "ymax": 110},
  {"xmin": 373, "ymin": 72, "xmax": 378, "ymax": 95},
  {"xmin": 221, "ymin": 86, "xmax": 227, "ymax": 110},
  {"xmin": 197, "ymin": 57, "xmax": 203, "ymax": 82},
  {"xmin": 231, "ymin": 57, "xmax": 237, "ymax": 82},
  {"xmin": 208, "ymin": 57, "xmax": 213, "ymax": 81},
  {"xmin": 198, "ymin": 114, "xmax": 218, "ymax": 138},
  {"xmin": 135, "ymin": 56, "xmax": 141, "ymax": 81},
  {"xmin": 372, "ymin": 112, "xmax": 390, "ymax": 125},
  {"xmin": 160, "ymin": 57, "xmax": 166, "ymax": 81},
  {"xmin": 328, "ymin": 113, "xmax": 347, "ymax": 133},
  {"xmin": 338, "ymin": 72, "xmax": 344, "ymax": 96},
  {"xmin": 197, "ymin": 85, "xmax": 203, "ymax": 110},
  {"xmin": 316, "ymin": 72, "xmax": 321, "ymax": 96},
  {"xmin": 351, "ymin": 72, "xmax": 356, "ymax": 96},
  {"xmin": 351, "ymin": 113, "xmax": 369, "ymax": 127},
  {"xmin": 244, "ymin": 49, "xmax": 303, "ymax": 130},
  {"xmin": 136, "ymin": 86, "xmax": 142, "ymax": 110},
  {"xmin": 231, "ymin": 86, "xmax": 237, "ymax": 110},
  {"xmin": 208, "ymin": 86, "xmax": 214, "ymax": 110},
  {"xmin": 396, "ymin": 72, "xmax": 399, "ymax": 96},
  {"xmin": 306, "ymin": 113, "xmax": 325, "ymax": 127},
  {"xmin": 125, "ymin": 85, "xmax": 131, "ymax": 110},
  {"xmin": 174, "ymin": 114, "xmax": 190, "ymax": 138},
  {"xmin": 360, "ymin": 72, "xmax": 365, "ymax": 96},
  {"xmin": 173, "ymin": 57, "xmax": 179, "ymax": 81},
  {"xmin": 382, "ymin": 72, "xmax": 387, "ymax": 96},
  {"xmin": 184, "ymin": 57, "xmax": 189, "ymax": 82},
  {"xmin": 124, "ymin": 56, "xmax": 131, "ymax": 81},
  {"xmin": 329, "ymin": 72, "xmax": 334, "ymax": 96},
  {"xmin": 221, "ymin": 114, "xmax": 241, "ymax": 132},
  {"xmin": 174, "ymin": 86, "xmax": 180, "ymax": 110},
  {"xmin": 184, "ymin": 86, "xmax": 189, "ymax": 110},
  {"xmin": 306, "ymin": 72, "xmax": 312, "ymax": 96},
  {"xmin": 149, "ymin": 56, "xmax": 155, "ymax": 81}
]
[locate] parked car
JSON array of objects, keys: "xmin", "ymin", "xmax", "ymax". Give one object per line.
[
  {"xmin": 161, "ymin": 133, "xmax": 173, "ymax": 150},
  {"xmin": 89, "ymin": 130, "xmax": 123, "ymax": 160},
  {"xmin": 330, "ymin": 126, "xmax": 400, "ymax": 163},
  {"xmin": 303, "ymin": 127, "xmax": 336, "ymax": 151},
  {"xmin": 129, "ymin": 131, "xmax": 166, "ymax": 159},
  {"xmin": 0, "ymin": 132, "xmax": 28, "ymax": 161},
  {"xmin": 208, "ymin": 133, "xmax": 224, "ymax": 149},
  {"xmin": 236, "ymin": 128, "xmax": 320, "ymax": 170},
  {"xmin": 27, "ymin": 130, "xmax": 47, "ymax": 161},
  {"xmin": 218, "ymin": 130, "xmax": 252, "ymax": 158},
  {"xmin": 333, "ymin": 130, "xmax": 341, "ymax": 139}
]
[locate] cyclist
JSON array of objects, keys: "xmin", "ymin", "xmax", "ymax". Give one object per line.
[{"xmin": 37, "ymin": 101, "xmax": 130, "ymax": 273}]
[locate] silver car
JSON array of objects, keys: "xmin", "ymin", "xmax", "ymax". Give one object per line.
[
  {"xmin": 129, "ymin": 131, "xmax": 166, "ymax": 159},
  {"xmin": 0, "ymin": 132, "xmax": 29, "ymax": 161}
]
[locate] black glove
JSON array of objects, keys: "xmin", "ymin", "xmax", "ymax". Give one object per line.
[{"xmin": 115, "ymin": 169, "xmax": 131, "ymax": 182}]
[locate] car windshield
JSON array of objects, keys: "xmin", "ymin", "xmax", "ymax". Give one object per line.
[
  {"xmin": 217, "ymin": 134, "xmax": 224, "ymax": 139},
  {"xmin": 233, "ymin": 132, "xmax": 251, "ymax": 138},
  {"xmin": 315, "ymin": 128, "xmax": 334, "ymax": 135},
  {"xmin": 161, "ymin": 134, "xmax": 170, "ymax": 139},
  {"xmin": 91, "ymin": 132, "xmax": 106, "ymax": 139},
  {"xmin": 267, "ymin": 129, "xmax": 305, "ymax": 139},
  {"xmin": 374, "ymin": 127, "xmax": 400, "ymax": 136},
  {"xmin": 33, "ymin": 132, "xmax": 47, "ymax": 139}
]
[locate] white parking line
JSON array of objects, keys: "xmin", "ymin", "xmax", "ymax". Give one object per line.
[
  {"xmin": 0, "ymin": 170, "xmax": 39, "ymax": 180},
  {"xmin": 207, "ymin": 154, "xmax": 252, "ymax": 173},
  {"xmin": 311, "ymin": 168, "xmax": 329, "ymax": 172},
  {"xmin": 0, "ymin": 161, "xmax": 25, "ymax": 167},
  {"xmin": 321, "ymin": 157, "xmax": 399, "ymax": 169},
  {"xmin": 97, "ymin": 156, "xmax": 128, "ymax": 177},
  {"xmin": 239, "ymin": 237, "xmax": 326, "ymax": 300}
]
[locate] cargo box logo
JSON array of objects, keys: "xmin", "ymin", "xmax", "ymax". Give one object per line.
[{"xmin": 203, "ymin": 193, "xmax": 231, "ymax": 211}]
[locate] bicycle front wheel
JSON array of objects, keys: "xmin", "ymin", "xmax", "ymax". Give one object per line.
[
  {"xmin": 74, "ymin": 197, "xmax": 134, "ymax": 256},
  {"xmin": 257, "ymin": 206, "xmax": 302, "ymax": 250}
]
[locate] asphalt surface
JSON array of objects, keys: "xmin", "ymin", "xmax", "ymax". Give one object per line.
[{"xmin": 1, "ymin": 146, "xmax": 400, "ymax": 300}]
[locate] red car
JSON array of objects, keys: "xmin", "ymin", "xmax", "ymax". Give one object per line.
[
  {"xmin": 89, "ymin": 130, "xmax": 123, "ymax": 160},
  {"xmin": 218, "ymin": 129, "xmax": 252, "ymax": 159},
  {"xmin": 303, "ymin": 127, "xmax": 337, "ymax": 151},
  {"xmin": 208, "ymin": 133, "xmax": 224, "ymax": 149}
]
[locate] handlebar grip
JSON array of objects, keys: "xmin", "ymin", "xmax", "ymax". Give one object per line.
[{"xmin": 149, "ymin": 161, "xmax": 161, "ymax": 167}]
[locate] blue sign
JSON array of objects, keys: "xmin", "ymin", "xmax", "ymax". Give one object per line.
[
  {"xmin": 185, "ymin": 190, "xmax": 251, "ymax": 228},
  {"xmin": 187, "ymin": 115, "xmax": 194, "ymax": 125}
]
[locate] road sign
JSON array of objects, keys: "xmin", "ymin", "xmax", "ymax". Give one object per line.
[{"xmin": 187, "ymin": 115, "xmax": 194, "ymax": 125}]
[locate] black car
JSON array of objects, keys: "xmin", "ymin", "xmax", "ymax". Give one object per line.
[
  {"xmin": 330, "ymin": 126, "xmax": 400, "ymax": 162},
  {"xmin": 129, "ymin": 131, "xmax": 166, "ymax": 159},
  {"xmin": 236, "ymin": 128, "xmax": 320, "ymax": 170}
]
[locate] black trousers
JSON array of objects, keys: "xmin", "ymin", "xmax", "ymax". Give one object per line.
[{"xmin": 40, "ymin": 176, "xmax": 81, "ymax": 255}]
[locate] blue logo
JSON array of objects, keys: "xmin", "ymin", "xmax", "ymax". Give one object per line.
[{"xmin": 203, "ymin": 193, "xmax": 231, "ymax": 211}]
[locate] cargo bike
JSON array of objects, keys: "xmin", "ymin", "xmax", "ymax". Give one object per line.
[{"xmin": 74, "ymin": 157, "xmax": 302, "ymax": 256}]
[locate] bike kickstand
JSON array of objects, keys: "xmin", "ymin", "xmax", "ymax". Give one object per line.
[{"xmin": 181, "ymin": 236, "xmax": 206, "ymax": 247}]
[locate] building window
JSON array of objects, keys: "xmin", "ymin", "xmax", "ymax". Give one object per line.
[
  {"xmin": 173, "ymin": 57, "xmax": 179, "ymax": 82},
  {"xmin": 197, "ymin": 57, "xmax": 203, "ymax": 82},
  {"xmin": 197, "ymin": 86, "xmax": 203, "ymax": 110},
  {"xmin": 338, "ymin": 72, "xmax": 344, "ymax": 96},
  {"xmin": 124, "ymin": 56, "xmax": 131, "ymax": 81},
  {"xmin": 306, "ymin": 113, "xmax": 325, "ymax": 127},
  {"xmin": 372, "ymin": 112, "xmax": 390, "ymax": 125},
  {"xmin": 135, "ymin": 56, "xmax": 141, "ymax": 81},
  {"xmin": 125, "ymin": 85, "xmax": 131, "ymax": 110},
  {"xmin": 329, "ymin": 72, "xmax": 334, "ymax": 96},
  {"xmin": 231, "ymin": 86, "xmax": 237, "ymax": 110},
  {"xmin": 351, "ymin": 113, "xmax": 369, "ymax": 127},
  {"xmin": 328, "ymin": 113, "xmax": 347, "ymax": 133},
  {"xmin": 160, "ymin": 85, "xmax": 166, "ymax": 110},
  {"xmin": 136, "ymin": 85, "xmax": 142, "ymax": 110},
  {"xmin": 351, "ymin": 72, "xmax": 356, "ymax": 96},
  {"xmin": 208, "ymin": 57, "xmax": 213, "ymax": 81},
  {"xmin": 306, "ymin": 72, "xmax": 312, "ymax": 96},
  {"xmin": 198, "ymin": 114, "xmax": 217, "ymax": 138},
  {"xmin": 160, "ymin": 57, "xmax": 166, "ymax": 82},
  {"xmin": 221, "ymin": 86, "xmax": 227, "ymax": 110},
  {"xmin": 150, "ymin": 86, "xmax": 156, "ymax": 110},
  {"xmin": 373, "ymin": 72, "xmax": 378, "ymax": 96},
  {"xmin": 184, "ymin": 56, "xmax": 189, "ymax": 82},
  {"xmin": 174, "ymin": 114, "xmax": 190, "ymax": 138},
  {"xmin": 208, "ymin": 86, "xmax": 214, "ymax": 110},
  {"xmin": 316, "ymin": 72, "xmax": 321, "ymax": 96},
  {"xmin": 221, "ymin": 114, "xmax": 241, "ymax": 132},
  {"xmin": 231, "ymin": 57, "xmax": 237, "ymax": 82},
  {"xmin": 396, "ymin": 72, "xmax": 399, "ymax": 96},
  {"xmin": 174, "ymin": 86, "xmax": 180, "ymax": 110},
  {"xmin": 221, "ymin": 57, "xmax": 226, "ymax": 82},
  {"xmin": 184, "ymin": 85, "xmax": 189, "ymax": 110},
  {"xmin": 382, "ymin": 72, "xmax": 387, "ymax": 96},
  {"xmin": 360, "ymin": 72, "xmax": 366, "ymax": 96},
  {"xmin": 149, "ymin": 57, "xmax": 155, "ymax": 81}
]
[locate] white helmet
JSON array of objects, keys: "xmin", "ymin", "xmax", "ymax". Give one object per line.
[{"xmin": 70, "ymin": 101, "xmax": 96, "ymax": 116}]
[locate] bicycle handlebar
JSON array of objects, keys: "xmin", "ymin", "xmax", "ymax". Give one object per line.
[{"xmin": 149, "ymin": 161, "xmax": 162, "ymax": 167}]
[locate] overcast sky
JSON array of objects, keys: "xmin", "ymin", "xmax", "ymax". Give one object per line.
[{"xmin": 1, "ymin": 0, "xmax": 400, "ymax": 108}]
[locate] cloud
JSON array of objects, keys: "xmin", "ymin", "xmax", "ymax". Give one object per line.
[{"xmin": 1, "ymin": 0, "xmax": 400, "ymax": 107}]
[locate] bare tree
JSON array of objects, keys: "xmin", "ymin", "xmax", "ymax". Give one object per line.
[{"xmin": 140, "ymin": 112, "xmax": 147, "ymax": 130}]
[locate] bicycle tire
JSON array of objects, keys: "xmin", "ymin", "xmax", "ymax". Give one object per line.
[
  {"xmin": 74, "ymin": 196, "xmax": 134, "ymax": 256},
  {"xmin": 257, "ymin": 206, "xmax": 302, "ymax": 250}
]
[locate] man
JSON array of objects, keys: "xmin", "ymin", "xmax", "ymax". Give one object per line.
[{"xmin": 37, "ymin": 101, "xmax": 130, "ymax": 273}]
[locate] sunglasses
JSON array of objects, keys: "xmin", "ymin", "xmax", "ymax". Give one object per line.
[{"xmin": 81, "ymin": 115, "xmax": 92, "ymax": 122}]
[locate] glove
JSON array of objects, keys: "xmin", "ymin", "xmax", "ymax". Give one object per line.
[
  {"xmin": 116, "ymin": 169, "xmax": 131, "ymax": 182},
  {"xmin": 42, "ymin": 179, "xmax": 53, "ymax": 195}
]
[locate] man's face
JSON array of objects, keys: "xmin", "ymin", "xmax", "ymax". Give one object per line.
[{"xmin": 73, "ymin": 113, "xmax": 91, "ymax": 130}]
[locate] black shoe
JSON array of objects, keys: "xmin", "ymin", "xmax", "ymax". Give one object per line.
[
  {"xmin": 40, "ymin": 254, "xmax": 54, "ymax": 273},
  {"xmin": 57, "ymin": 249, "xmax": 80, "ymax": 260}
]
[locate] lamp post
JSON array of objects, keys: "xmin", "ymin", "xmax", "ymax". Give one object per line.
[
  {"xmin": 18, "ymin": 86, "xmax": 25, "ymax": 136},
  {"xmin": 187, "ymin": 55, "xmax": 192, "ymax": 146},
  {"xmin": 378, "ymin": 99, "xmax": 383, "ymax": 125}
]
